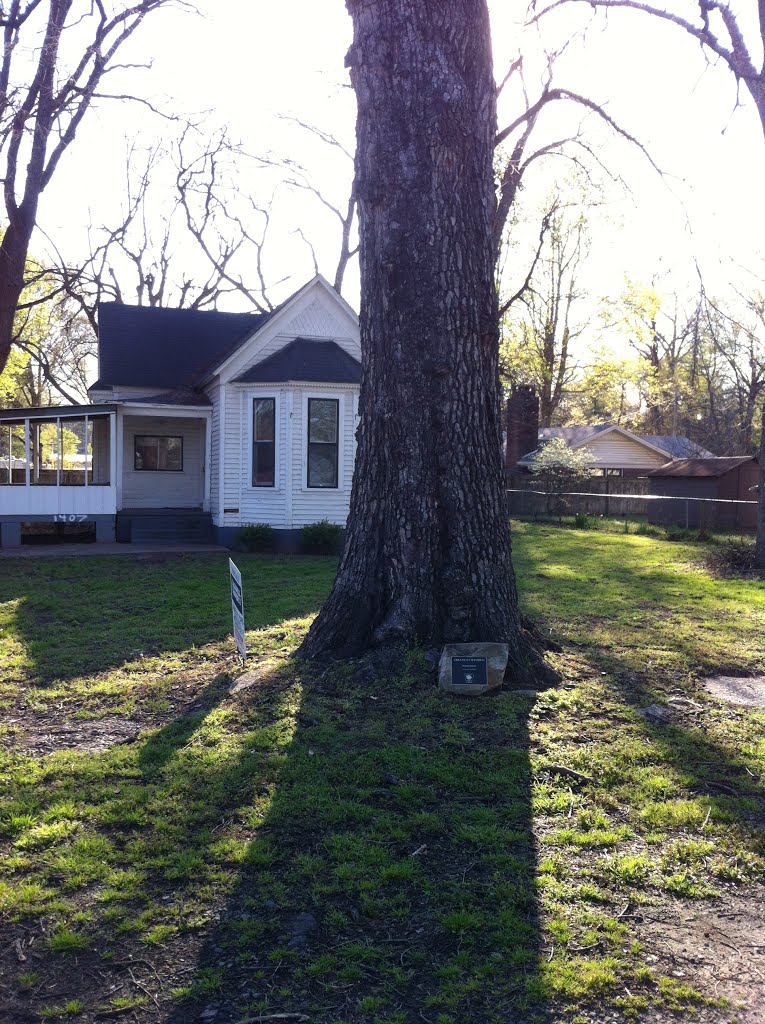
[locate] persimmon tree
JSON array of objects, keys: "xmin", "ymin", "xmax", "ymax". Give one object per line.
[{"xmin": 299, "ymin": 0, "xmax": 551, "ymax": 683}]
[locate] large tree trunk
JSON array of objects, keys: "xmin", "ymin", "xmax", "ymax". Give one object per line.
[
  {"xmin": 756, "ymin": 404, "xmax": 765, "ymax": 576},
  {"xmin": 301, "ymin": 0, "xmax": 545, "ymax": 682}
]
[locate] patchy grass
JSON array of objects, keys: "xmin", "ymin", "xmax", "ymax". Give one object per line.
[{"xmin": 0, "ymin": 535, "xmax": 763, "ymax": 1022}]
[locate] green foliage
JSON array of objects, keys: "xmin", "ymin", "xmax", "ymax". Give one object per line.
[
  {"xmin": 300, "ymin": 518, "xmax": 343, "ymax": 555},
  {"xmin": 235, "ymin": 523, "xmax": 275, "ymax": 553},
  {"xmin": 0, "ymin": 532, "xmax": 763, "ymax": 1021},
  {"xmin": 573, "ymin": 512, "xmax": 599, "ymax": 530}
]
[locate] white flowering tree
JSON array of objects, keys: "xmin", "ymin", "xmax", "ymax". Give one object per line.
[{"xmin": 529, "ymin": 437, "xmax": 594, "ymax": 518}]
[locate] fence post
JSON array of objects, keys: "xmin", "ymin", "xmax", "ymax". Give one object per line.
[{"xmin": 685, "ymin": 500, "xmax": 690, "ymax": 531}]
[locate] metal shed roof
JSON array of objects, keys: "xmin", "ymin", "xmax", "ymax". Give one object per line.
[{"xmin": 647, "ymin": 457, "xmax": 755, "ymax": 478}]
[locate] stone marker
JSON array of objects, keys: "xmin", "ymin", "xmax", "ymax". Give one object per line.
[{"xmin": 438, "ymin": 642, "xmax": 509, "ymax": 695}]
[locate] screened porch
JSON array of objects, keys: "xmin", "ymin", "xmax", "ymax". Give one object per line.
[{"xmin": 0, "ymin": 404, "xmax": 117, "ymax": 518}]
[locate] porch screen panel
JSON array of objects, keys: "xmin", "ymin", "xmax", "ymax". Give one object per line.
[
  {"xmin": 252, "ymin": 398, "xmax": 275, "ymax": 487},
  {"xmin": 60, "ymin": 418, "xmax": 86, "ymax": 485},
  {"xmin": 30, "ymin": 420, "xmax": 59, "ymax": 485},
  {"xmin": 307, "ymin": 398, "xmax": 339, "ymax": 488},
  {"xmin": 0, "ymin": 423, "xmax": 25, "ymax": 484},
  {"xmin": 90, "ymin": 417, "xmax": 111, "ymax": 484}
]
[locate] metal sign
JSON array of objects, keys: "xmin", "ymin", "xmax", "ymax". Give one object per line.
[
  {"xmin": 229, "ymin": 558, "xmax": 246, "ymax": 661},
  {"xmin": 451, "ymin": 656, "xmax": 487, "ymax": 688}
]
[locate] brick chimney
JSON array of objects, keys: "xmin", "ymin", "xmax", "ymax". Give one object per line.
[{"xmin": 506, "ymin": 386, "xmax": 540, "ymax": 472}]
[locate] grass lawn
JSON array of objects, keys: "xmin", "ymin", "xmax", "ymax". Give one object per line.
[{"xmin": 0, "ymin": 528, "xmax": 764, "ymax": 1023}]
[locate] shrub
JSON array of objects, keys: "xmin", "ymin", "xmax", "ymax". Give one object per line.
[
  {"xmin": 301, "ymin": 519, "xmax": 343, "ymax": 555},
  {"xmin": 236, "ymin": 523, "xmax": 274, "ymax": 553},
  {"xmin": 705, "ymin": 538, "xmax": 758, "ymax": 577},
  {"xmin": 665, "ymin": 524, "xmax": 690, "ymax": 542},
  {"xmin": 573, "ymin": 513, "xmax": 599, "ymax": 530}
]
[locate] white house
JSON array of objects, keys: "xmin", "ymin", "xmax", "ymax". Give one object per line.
[{"xmin": 0, "ymin": 275, "xmax": 361, "ymax": 548}]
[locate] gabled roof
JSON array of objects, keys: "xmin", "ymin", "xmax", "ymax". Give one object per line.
[
  {"xmin": 524, "ymin": 424, "xmax": 715, "ymax": 463},
  {"xmin": 538, "ymin": 425, "xmax": 612, "ymax": 446},
  {"xmin": 640, "ymin": 435, "xmax": 715, "ymax": 459},
  {"xmin": 92, "ymin": 304, "xmax": 270, "ymax": 390},
  {"xmin": 647, "ymin": 457, "xmax": 755, "ymax": 478},
  {"xmin": 233, "ymin": 338, "xmax": 361, "ymax": 384}
]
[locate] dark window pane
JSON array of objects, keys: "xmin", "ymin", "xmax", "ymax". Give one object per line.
[
  {"xmin": 134, "ymin": 435, "xmax": 183, "ymax": 471},
  {"xmin": 252, "ymin": 399, "xmax": 275, "ymax": 486},
  {"xmin": 308, "ymin": 399, "xmax": 338, "ymax": 443},
  {"xmin": 253, "ymin": 440, "xmax": 275, "ymax": 486},
  {"xmin": 307, "ymin": 443, "xmax": 338, "ymax": 488},
  {"xmin": 161, "ymin": 437, "xmax": 183, "ymax": 471},
  {"xmin": 254, "ymin": 398, "xmax": 275, "ymax": 441}
]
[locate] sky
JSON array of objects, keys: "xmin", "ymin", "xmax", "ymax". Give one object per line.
[{"xmin": 33, "ymin": 0, "xmax": 765, "ymax": 338}]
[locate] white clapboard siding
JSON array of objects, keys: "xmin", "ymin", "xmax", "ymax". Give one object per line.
[
  {"xmin": 236, "ymin": 388, "xmax": 290, "ymax": 528},
  {"xmin": 290, "ymin": 387, "xmax": 356, "ymax": 527},
  {"xmin": 121, "ymin": 415, "xmax": 205, "ymax": 509},
  {"xmin": 206, "ymin": 385, "xmax": 220, "ymax": 521},
  {"xmin": 586, "ymin": 432, "xmax": 668, "ymax": 470}
]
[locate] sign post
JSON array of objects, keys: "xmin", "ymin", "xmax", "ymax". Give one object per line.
[{"xmin": 229, "ymin": 558, "xmax": 246, "ymax": 663}]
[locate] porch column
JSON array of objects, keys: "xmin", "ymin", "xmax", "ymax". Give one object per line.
[
  {"xmin": 203, "ymin": 414, "xmax": 212, "ymax": 512},
  {"xmin": 113, "ymin": 409, "xmax": 123, "ymax": 511}
]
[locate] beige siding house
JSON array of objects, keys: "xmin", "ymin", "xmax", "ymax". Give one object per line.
[{"xmin": 515, "ymin": 425, "xmax": 714, "ymax": 477}]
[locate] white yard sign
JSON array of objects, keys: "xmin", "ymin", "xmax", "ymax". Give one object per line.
[{"xmin": 229, "ymin": 558, "xmax": 246, "ymax": 661}]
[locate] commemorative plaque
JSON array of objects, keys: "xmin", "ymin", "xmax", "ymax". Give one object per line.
[
  {"xmin": 438, "ymin": 642, "xmax": 509, "ymax": 695},
  {"xmin": 451, "ymin": 656, "xmax": 488, "ymax": 689}
]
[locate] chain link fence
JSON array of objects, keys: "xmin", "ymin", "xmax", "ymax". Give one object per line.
[{"xmin": 507, "ymin": 487, "xmax": 758, "ymax": 535}]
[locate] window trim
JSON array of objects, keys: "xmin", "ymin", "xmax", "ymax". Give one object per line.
[
  {"xmin": 244, "ymin": 391, "xmax": 280, "ymax": 492},
  {"xmin": 133, "ymin": 434, "xmax": 184, "ymax": 472},
  {"xmin": 303, "ymin": 394, "xmax": 343, "ymax": 490},
  {"xmin": 251, "ymin": 396, "xmax": 277, "ymax": 488}
]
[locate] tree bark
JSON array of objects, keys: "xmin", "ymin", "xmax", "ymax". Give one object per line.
[
  {"xmin": 756, "ymin": 403, "xmax": 765, "ymax": 576},
  {"xmin": 300, "ymin": 0, "xmax": 546, "ymax": 683}
]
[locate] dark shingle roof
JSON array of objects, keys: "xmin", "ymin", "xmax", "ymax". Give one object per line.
[
  {"xmin": 94, "ymin": 303, "xmax": 270, "ymax": 389},
  {"xmin": 647, "ymin": 457, "xmax": 755, "ymax": 478},
  {"xmin": 528, "ymin": 425, "xmax": 716, "ymax": 462},
  {"xmin": 640, "ymin": 435, "xmax": 715, "ymax": 459},
  {"xmin": 538, "ymin": 425, "xmax": 612, "ymax": 446},
  {"xmin": 233, "ymin": 338, "xmax": 361, "ymax": 384},
  {"xmin": 126, "ymin": 388, "xmax": 212, "ymax": 407}
]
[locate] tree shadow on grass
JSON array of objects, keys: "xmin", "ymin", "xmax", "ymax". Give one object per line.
[
  {"xmin": 0, "ymin": 553, "xmax": 335, "ymax": 685},
  {"xmin": 156, "ymin": 665, "xmax": 551, "ymax": 1024}
]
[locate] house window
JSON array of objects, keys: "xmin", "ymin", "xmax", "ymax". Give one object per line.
[
  {"xmin": 134, "ymin": 435, "xmax": 183, "ymax": 471},
  {"xmin": 252, "ymin": 398, "xmax": 276, "ymax": 487},
  {"xmin": 307, "ymin": 398, "xmax": 339, "ymax": 488}
]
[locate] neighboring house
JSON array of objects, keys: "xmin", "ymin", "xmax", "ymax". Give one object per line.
[
  {"xmin": 0, "ymin": 275, "xmax": 361, "ymax": 548},
  {"xmin": 647, "ymin": 457, "xmax": 758, "ymax": 532},
  {"xmin": 505, "ymin": 385, "xmax": 715, "ymax": 477}
]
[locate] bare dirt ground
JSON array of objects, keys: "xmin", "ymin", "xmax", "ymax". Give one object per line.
[{"xmin": 635, "ymin": 891, "xmax": 765, "ymax": 1024}]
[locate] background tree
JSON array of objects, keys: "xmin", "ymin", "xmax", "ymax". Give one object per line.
[
  {"xmin": 0, "ymin": 0, "xmax": 183, "ymax": 375},
  {"xmin": 535, "ymin": 0, "xmax": 765, "ymax": 137},
  {"xmin": 300, "ymin": 0, "xmax": 548, "ymax": 683},
  {"xmin": 529, "ymin": 436, "xmax": 593, "ymax": 517},
  {"xmin": 43, "ymin": 119, "xmax": 358, "ymax": 335},
  {"xmin": 501, "ymin": 194, "xmax": 588, "ymax": 425},
  {"xmin": 757, "ymin": 404, "xmax": 765, "ymax": 576}
]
